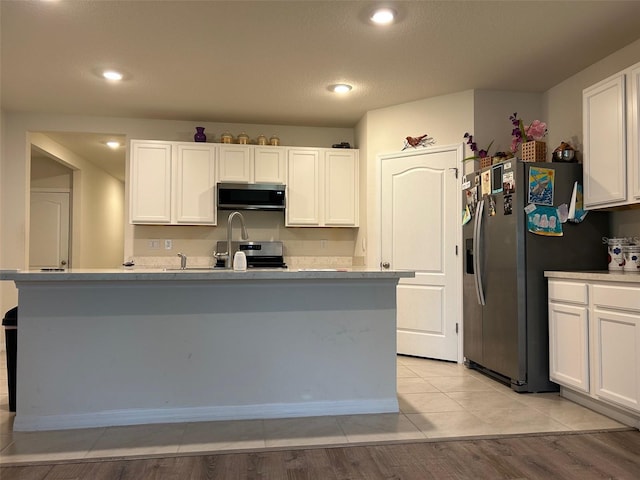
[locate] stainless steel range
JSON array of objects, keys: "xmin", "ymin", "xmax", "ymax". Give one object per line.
[{"xmin": 214, "ymin": 241, "xmax": 286, "ymax": 269}]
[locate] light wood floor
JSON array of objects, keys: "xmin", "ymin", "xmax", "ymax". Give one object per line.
[{"xmin": 1, "ymin": 430, "xmax": 639, "ymax": 480}]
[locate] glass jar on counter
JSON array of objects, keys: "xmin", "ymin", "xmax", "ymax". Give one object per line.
[
  {"xmin": 623, "ymin": 245, "xmax": 640, "ymax": 273},
  {"xmin": 608, "ymin": 238, "xmax": 632, "ymax": 271}
]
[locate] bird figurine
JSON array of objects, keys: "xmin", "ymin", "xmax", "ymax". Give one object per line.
[{"xmin": 403, "ymin": 134, "xmax": 435, "ymax": 150}]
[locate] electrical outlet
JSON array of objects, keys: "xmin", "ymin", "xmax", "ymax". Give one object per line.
[
  {"xmin": 148, "ymin": 239, "xmax": 160, "ymax": 249},
  {"xmin": 320, "ymin": 239, "xmax": 327, "ymax": 249},
  {"xmin": 164, "ymin": 239, "xmax": 172, "ymax": 250}
]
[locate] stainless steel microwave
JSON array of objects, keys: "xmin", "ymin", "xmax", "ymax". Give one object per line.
[{"xmin": 217, "ymin": 183, "xmax": 286, "ymax": 211}]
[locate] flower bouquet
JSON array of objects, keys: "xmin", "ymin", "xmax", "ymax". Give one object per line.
[{"xmin": 510, "ymin": 113, "xmax": 548, "ymax": 162}]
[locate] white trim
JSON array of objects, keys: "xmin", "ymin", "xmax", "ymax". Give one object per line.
[{"xmin": 13, "ymin": 398, "xmax": 399, "ymax": 432}]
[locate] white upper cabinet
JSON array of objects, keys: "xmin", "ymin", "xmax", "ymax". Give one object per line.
[
  {"xmin": 286, "ymin": 147, "xmax": 359, "ymax": 227},
  {"xmin": 218, "ymin": 145, "xmax": 286, "ymax": 184},
  {"xmin": 174, "ymin": 144, "xmax": 217, "ymax": 224},
  {"xmin": 583, "ymin": 61, "xmax": 640, "ymax": 209},
  {"xmin": 286, "ymin": 148, "xmax": 321, "ymax": 225},
  {"xmin": 324, "ymin": 149, "xmax": 359, "ymax": 226},
  {"xmin": 254, "ymin": 146, "xmax": 286, "ymax": 184},
  {"xmin": 129, "ymin": 140, "xmax": 217, "ymax": 225},
  {"xmin": 129, "ymin": 141, "xmax": 173, "ymax": 224}
]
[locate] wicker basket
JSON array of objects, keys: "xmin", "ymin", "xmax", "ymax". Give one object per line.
[
  {"xmin": 521, "ymin": 141, "xmax": 547, "ymax": 162},
  {"xmin": 480, "ymin": 156, "xmax": 492, "ymax": 169}
]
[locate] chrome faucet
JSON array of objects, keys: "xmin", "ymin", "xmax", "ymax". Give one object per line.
[
  {"xmin": 221, "ymin": 211, "xmax": 249, "ymax": 268},
  {"xmin": 177, "ymin": 252, "xmax": 187, "ymax": 269}
]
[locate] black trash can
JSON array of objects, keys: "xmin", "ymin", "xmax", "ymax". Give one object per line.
[{"xmin": 2, "ymin": 307, "xmax": 17, "ymax": 412}]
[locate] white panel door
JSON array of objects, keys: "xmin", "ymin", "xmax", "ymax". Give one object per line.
[
  {"xmin": 380, "ymin": 145, "xmax": 461, "ymax": 361},
  {"xmin": 324, "ymin": 150, "xmax": 358, "ymax": 226},
  {"xmin": 129, "ymin": 141, "xmax": 172, "ymax": 223},
  {"xmin": 629, "ymin": 64, "xmax": 640, "ymax": 201},
  {"xmin": 583, "ymin": 73, "xmax": 627, "ymax": 208},
  {"xmin": 254, "ymin": 146, "xmax": 286, "ymax": 184},
  {"xmin": 593, "ymin": 309, "xmax": 640, "ymax": 412},
  {"xmin": 218, "ymin": 145, "xmax": 252, "ymax": 183},
  {"xmin": 175, "ymin": 144, "xmax": 216, "ymax": 224},
  {"xmin": 286, "ymin": 148, "xmax": 321, "ymax": 226},
  {"xmin": 548, "ymin": 302, "xmax": 590, "ymax": 393},
  {"xmin": 29, "ymin": 191, "xmax": 70, "ymax": 269}
]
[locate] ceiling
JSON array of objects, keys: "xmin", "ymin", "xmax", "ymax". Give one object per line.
[{"xmin": 3, "ymin": 0, "xmax": 640, "ymax": 180}]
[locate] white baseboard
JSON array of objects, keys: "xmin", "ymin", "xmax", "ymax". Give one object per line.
[
  {"xmin": 13, "ymin": 398, "xmax": 399, "ymax": 432},
  {"xmin": 561, "ymin": 387, "xmax": 640, "ymax": 429}
]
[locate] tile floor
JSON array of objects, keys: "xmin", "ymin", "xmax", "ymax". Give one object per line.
[{"xmin": 0, "ymin": 352, "xmax": 627, "ymax": 466}]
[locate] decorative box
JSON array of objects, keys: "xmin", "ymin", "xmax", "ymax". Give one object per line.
[
  {"xmin": 521, "ymin": 141, "xmax": 546, "ymax": 162},
  {"xmin": 480, "ymin": 156, "xmax": 492, "ymax": 169}
]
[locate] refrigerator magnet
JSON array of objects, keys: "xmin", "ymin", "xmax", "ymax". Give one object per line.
[
  {"xmin": 481, "ymin": 170, "xmax": 491, "ymax": 196},
  {"xmin": 491, "ymin": 164, "xmax": 503, "ymax": 194},
  {"xmin": 488, "ymin": 195, "xmax": 497, "ymax": 216},
  {"xmin": 527, "ymin": 166, "xmax": 555, "ymax": 206},
  {"xmin": 504, "ymin": 195, "xmax": 513, "ymax": 215},
  {"xmin": 503, "ymin": 171, "xmax": 515, "ymax": 194},
  {"xmin": 462, "ymin": 205, "xmax": 472, "ymax": 225}
]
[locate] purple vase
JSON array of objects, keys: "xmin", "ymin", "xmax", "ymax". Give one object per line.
[{"xmin": 194, "ymin": 127, "xmax": 206, "ymax": 142}]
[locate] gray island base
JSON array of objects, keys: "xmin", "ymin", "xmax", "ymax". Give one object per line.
[{"xmin": 0, "ymin": 268, "xmax": 413, "ymax": 431}]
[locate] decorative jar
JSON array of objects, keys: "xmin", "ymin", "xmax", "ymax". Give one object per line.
[
  {"xmin": 237, "ymin": 132, "xmax": 249, "ymax": 144},
  {"xmin": 608, "ymin": 238, "xmax": 632, "ymax": 271},
  {"xmin": 257, "ymin": 134, "xmax": 267, "ymax": 145},
  {"xmin": 269, "ymin": 134, "xmax": 280, "ymax": 146},
  {"xmin": 221, "ymin": 131, "xmax": 233, "ymax": 144},
  {"xmin": 623, "ymin": 245, "xmax": 640, "ymax": 273}
]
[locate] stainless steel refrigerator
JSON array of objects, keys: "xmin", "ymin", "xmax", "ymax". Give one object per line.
[{"xmin": 462, "ymin": 161, "xmax": 608, "ymax": 392}]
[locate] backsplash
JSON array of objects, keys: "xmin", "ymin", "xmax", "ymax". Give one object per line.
[{"xmin": 132, "ymin": 210, "xmax": 358, "ymax": 259}]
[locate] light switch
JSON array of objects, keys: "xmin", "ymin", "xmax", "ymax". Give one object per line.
[{"xmin": 164, "ymin": 239, "xmax": 172, "ymax": 250}]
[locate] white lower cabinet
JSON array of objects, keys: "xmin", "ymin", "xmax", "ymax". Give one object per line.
[
  {"xmin": 130, "ymin": 140, "xmax": 217, "ymax": 225},
  {"xmin": 591, "ymin": 284, "xmax": 640, "ymax": 412},
  {"xmin": 548, "ymin": 278, "xmax": 640, "ymax": 417}
]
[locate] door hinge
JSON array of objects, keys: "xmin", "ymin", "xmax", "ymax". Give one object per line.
[
  {"xmin": 456, "ymin": 323, "xmax": 459, "ymax": 334},
  {"xmin": 455, "ymin": 245, "xmax": 459, "ymax": 255},
  {"xmin": 449, "ymin": 167, "xmax": 459, "ymax": 179}
]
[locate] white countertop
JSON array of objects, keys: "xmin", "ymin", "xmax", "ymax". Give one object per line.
[
  {"xmin": 545, "ymin": 270, "xmax": 640, "ymax": 284},
  {"xmin": 0, "ymin": 267, "xmax": 414, "ymax": 282}
]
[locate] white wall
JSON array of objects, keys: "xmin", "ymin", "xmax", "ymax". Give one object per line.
[
  {"xmin": 30, "ymin": 133, "xmax": 125, "ymax": 270},
  {"xmin": 355, "ymin": 90, "xmax": 475, "ymax": 268},
  {"xmin": 545, "ymin": 37, "xmax": 640, "ymax": 236}
]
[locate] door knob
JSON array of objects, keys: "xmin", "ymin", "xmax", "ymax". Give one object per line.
[
  {"xmin": 381, "ymin": 262, "xmax": 390, "ymax": 269},
  {"xmin": 61, "ymin": 260, "xmax": 67, "ymax": 266}
]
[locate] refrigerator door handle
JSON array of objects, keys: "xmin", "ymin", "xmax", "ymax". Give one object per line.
[{"xmin": 473, "ymin": 198, "xmax": 486, "ymax": 306}]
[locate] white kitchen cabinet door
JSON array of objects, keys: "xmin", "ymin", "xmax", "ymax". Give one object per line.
[
  {"xmin": 174, "ymin": 144, "xmax": 217, "ymax": 224},
  {"xmin": 549, "ymin": 302, "xmax": 590, "ymax": 393},
  {"xmin": 630, "ymin": 64, "xmax": 640, "ymax": 201},
  {"xmin": 592, "ymin": 308, "xmax": 640, "ymax": 412},
  {"xmin": 583, "ymin": 73, "xmax": 627, "ymax": 208},
  {"xmin": 218, "ymin": 145, "xmax": 252, "ymax": 183},
  {"xmin": 254, "ymin": 146, "xmax": 286, "ymax": 184},
  {"xmin": 130, "ymin": 141, "xmax": 172, "ymax": 224},
  {"xmin": 324, "ymin": 150, "xmax": 358, "ymax": 226},
  {"xmin": 286, "ymin": 148, "xmax": 321, "ymax": 226}
]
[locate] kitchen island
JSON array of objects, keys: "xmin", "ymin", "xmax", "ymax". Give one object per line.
[{"xmin": 0, "ymin": 268, "xmax": 413, "ymax": 431}]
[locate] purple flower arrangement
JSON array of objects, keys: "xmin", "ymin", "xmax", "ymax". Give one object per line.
[{"xmin": 463, "ymin": 132, "xmax": 494, "ymax": 162}]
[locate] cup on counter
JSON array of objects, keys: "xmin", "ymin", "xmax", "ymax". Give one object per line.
[
  {"xmin": 233, "ymin": 251, "xmax": 247, "ymax": 271},
  {"xmin": 623, "ymin": 245, "xmax": 640, "ymax": 273}
]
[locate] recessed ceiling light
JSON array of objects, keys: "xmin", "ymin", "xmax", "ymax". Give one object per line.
[
  {"xmin": 332, "ymin": 84, "xmax": 353, "ymax": 94},
  {"xmin": 370, "ymin": 8, "xmax": 395, "ymax": 25},
  {"xmin": 106, "ymin": 141, "xmax": 121, "ymax": 149},
  {"xmin": 102, "ymin": 70, "xmax": 124, "ymax": 81}
]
